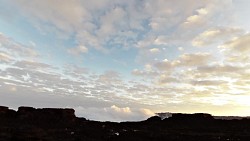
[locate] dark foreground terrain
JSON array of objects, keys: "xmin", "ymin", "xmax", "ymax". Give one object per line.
[{"xmin": 1, "ymin": 106, "xmax": 250, "ymax": 141}]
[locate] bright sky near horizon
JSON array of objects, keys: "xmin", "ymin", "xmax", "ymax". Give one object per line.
[{"xmin": 0, "ymin": 0, "xmax": 250, "ymax": 121}]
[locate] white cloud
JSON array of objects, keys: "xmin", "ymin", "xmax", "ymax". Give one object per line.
[
  {"xmin": 13, "ymin": 0, "xmax": 87, "ymax": 34},
  {"xmin": 219, "ymin": 33, "xmax": 250, "ymax": 53},
  {"xmin": 149, "ymin": 48, "xmax": 160, "ymax": 53},
  {"xmin": 154, "ymin": 53, "xmax": 211, "ymax": 71},
  {"xmin": 110, "ymin": 105, "xmax": 131, "ymax": 114},
  {"xmin": 0, "ymin": 34, "xmax": 38, "ymax": 59},
  {"xmin": 178, "ymin": 47, "xmax": 184, "ymax": 51},
  {"xmin": 153, "ymin": 36, "xmax": 169, "ymax": 46},
  {"xmin": 184, "ymin": 8, "xmax": 208, "ymax": 25},
  {"xmin": 5, "ymin": 0, "xmax": 234, "ymax": 53},
  {"xmin": 75, "ymin": 105, "xmax": 154, "ymax": 122},
  {"xmin": 154, "ymin": 59, "xmax": 173, "ymax": 71},
  {"xmin": 177, "ymin": 53, "xmax": 211, "ymax": 67},
  {"xmin": 191, "ymin": 80, "xmax": 227, "ymax": 86},
  {"xmin": 14, "ymin": 60, "xmax": 53, "ymax": 70},
  {"xmin": 183, "ymin": 0, "xmax": 232, "ymax": 28},
  {"xmin": 131, "ymin": 69, "xmax": 158, "ymax": 77},
  {"xmin": 1, "ymin": 1, "xmax": 250, "ymax": 118},
  {"xmin": 192, "ymin": 27, "xmax": 244, "ymax": 47},
  {"xmin": 0, "ymin": 52, "xmax": 12, "ymax": 63},
  {"xmin": 67, "ymin": 45, "xmax": 88, "ymax": 55}
]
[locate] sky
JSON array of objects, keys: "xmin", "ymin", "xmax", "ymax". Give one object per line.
[{"xmin": 0, "ymin": 0, "xmax": 250, "ymax": 121}]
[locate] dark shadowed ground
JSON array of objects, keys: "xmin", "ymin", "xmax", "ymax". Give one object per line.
[{"xmin": 0, "ymin": 106, "xmax": 250, "ymax": 141}]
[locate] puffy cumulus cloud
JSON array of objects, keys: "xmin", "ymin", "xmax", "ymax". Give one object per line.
[
  {"xmin": 3, "ymin": 29, "xmax": 250, "ymax": 117},
  {"xmin": 154, "ymin": 59, "xmax": 173, "ymax": 71},
  {"xmin": 133, "ymin": 52, "xmax": 212, "ymax": 86},
  {"xmin": 97, "ymin": 71, "xmax": 122, "ymax": 85},
  {"xmin": 154, "ymin": 53, "xmax": 211, "ymax": 71},
  {"xmin": 157, "ymin": 74, "xmax": 180, "ymax": 85},
  {"xmin": 153, "ymin": 36, "xmax": 169, "ymax": 46},
  {"xmin": 135, "ymin": 0, "xmax": 234, "ymax": 61},
  {"xmin": 134, "ymin": 0, "xmax": 224, "ymax": 51},
  {"xmin": 217, "ymin": 33, "xmax": 250, "ymax": 64},
  {"xmin": 67, "ymin": 45, "xmax": 88, "ymax": 55},
  {"xmin": 131, "ymin": 41, "xmax": 250, "ymax": 110},
  {"xmin": 184, "ymin": 8, "xmax": 209, "ymax": 26},
  {"xmin": 145, "ymin": 0, "xmax": 209, "ymax": 31},
  {"xmin": 4, "ymin": 0, "xmax": 234, "ymax": 54},
  {"xmin": 74, "ymin": 105, "xmax": 155, "ymax": 122},
  {"xmin": 5, "ymin": 0, "xmax": 138, "ymax": 51},
  {"xmin": 110, "ymin": 105, "xmax": 131, "ymax": 113},
  {"xmin": 177, "ymin": 53, "xmax": 211, "ymax": 66},
  {"xmin": 183, "ymin": 0, "xmax": 232, "ymax": 28},
  {"xmin": 132, "ymin": 64, "xmax": 159, "ymax": 77},
  {"xmin": 192, "ymin": 27, "xmax": 244, "ymax": 47},
  {"xmin": 97, "ymin": 7, "xmax": 126, "ymax": 38},
  {"xmin": 219, "ymin": 33, "xmax": 250, "ymax": 53}
]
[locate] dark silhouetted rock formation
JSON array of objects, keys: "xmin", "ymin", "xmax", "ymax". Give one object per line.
[
  {"xmin": 1, "ymin": 106, "xmax": 250, "ymax": 141},
  {"xmin": 145, "ymin": 115, "xmax": 162, "ymax": 122}
]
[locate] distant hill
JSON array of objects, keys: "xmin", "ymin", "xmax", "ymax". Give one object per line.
[
  {"xmin": 156, "ymin": 112, "xmax": 250, "ymax": 120},
  {"xmin": 1, "ymin": 106, "xmax": 250, "ymax": 141}
]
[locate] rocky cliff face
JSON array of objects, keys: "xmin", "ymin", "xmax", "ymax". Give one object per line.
[
  {"xmin": 0, "ymin": 106, "xmax": 250, "ymax": 141},
  {"xmin": 17, "ymin": 106, "xmax": 76, "ymax": 122}
]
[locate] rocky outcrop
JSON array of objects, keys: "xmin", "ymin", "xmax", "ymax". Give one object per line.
[
  {"xmin": 0, "ymin": 106, "xmax": 250, "ymax": 141},
  {"xmin": 0, "ymin": 106, "xmax": 16, "ymax": 118},
  {"xmin": 145, "ymin": 116, "xmax": 161, "ymax": 122},
  {"xmin": 17, "ymin": 106, "xmax": 76, "ymax": 122},
  {"xmin": 170, "ymin": 113, "xmax": 214, "ymax": 120}
]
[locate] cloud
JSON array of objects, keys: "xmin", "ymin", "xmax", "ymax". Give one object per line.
[
  {"xmin": 1, "ymin": 1, "xmax": 250, "ymax": 118},
  {"xmin": 0, "ymin": 34, "xmax": 38, "ymax": 59},
  {"xmin": 219, "ymin": 33, "xmax": 250, "ymax": 53},
  {"xmin": 0, "ymin": 52, "xmax": 12, "ymax": 63},
  {"xmin": 157, "ymin": 74, "xmax": 179, "ymax": 85},
  {"xmin": 131, "ymin": 69, "xmax": 159, "ymax": 77},
  {"xmin": 153, "ymin": 36, "xmax": 169, "ymax": 46},
  {"xmin": 1, "ymin": 35, "xmax": 156, "ymax": 113},
  {"xmin": 184, "ymin": 8, "xmax": 209, "ymax": 26},
  {"xmin": 74, "ymin": 105, "xmax": 154, "ymax": 122},
  {"xmin": 4, "ymin": 0, "xmax": 234, "ymax": 54},
  {"xmin": 192, "ymin": 27, "xmax": 244, "ymax": 47},
  {"xmin": 14, "ymin": 60, "xmax": 53, "ymax": 70},
  {"xmin": 197, "ymin": 64, "xmax": 243, "ymax": 74},
  {"xmin": 154, "ymin": 59, "xmax": 173, "ymax": 71},
  {"xmin": 183, "ymin": 0, "xmax": 232, "ymax": 28},
  {"xmin": 110, "ymin": 105, "xmax": 131, "ymax": 114},
  {"xmin": 12, "ymin": 0, "xmax": 87, "ymax": 34},
  {"xmin": 178, "ymin": 47, "xmax": 184, "ymax": 51},
  {"xmin": 154, "ymin": 53, "xmax": 211, "ymax": 71},
  {"xmin": 97, "ymin": 71, "xmax": 122, "ymax": 84},
  {"xmin": 177, "ymin": 53, "xmax": 211, "ymax": 66},
  {"xmin": 191, "ymin": 80, "xmax": 227, "ymax": 86},
  {"xmin": 149, "ymin": 48, "xmax": 160, "ymax": 53},
  {"xmin": 67, "ymin": 45, "xmax": 88, "ymax": 55}
]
